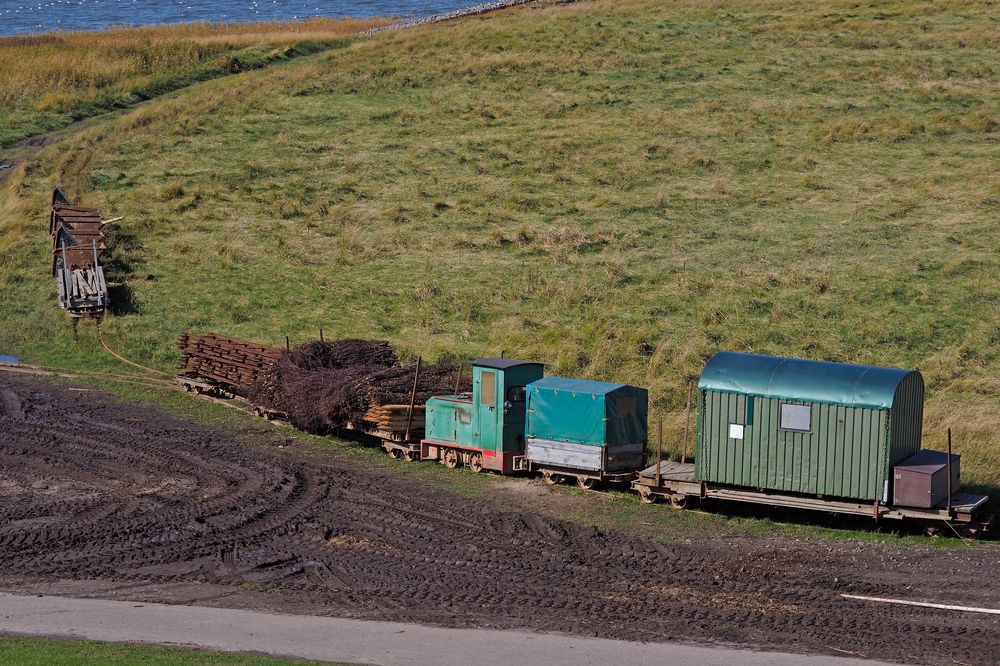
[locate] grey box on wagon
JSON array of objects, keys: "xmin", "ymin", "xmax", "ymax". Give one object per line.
[{"xmin": 893, "ymin": 449, "xmax": 960, "ymax": 509}]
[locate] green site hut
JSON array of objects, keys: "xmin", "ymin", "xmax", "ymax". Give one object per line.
[{"xmin": 695, "ymin": 351, "xmax": 925, "ymax": 503}]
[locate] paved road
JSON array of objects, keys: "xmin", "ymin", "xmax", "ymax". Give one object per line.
[{"xmin": 0, "ymin": 593, "xmax": 892, "ymax": 665}]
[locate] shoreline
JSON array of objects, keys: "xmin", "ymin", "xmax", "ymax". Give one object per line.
[{"xmin": 0, "ymin": 0, "xmax": 548, "ymax": 40}]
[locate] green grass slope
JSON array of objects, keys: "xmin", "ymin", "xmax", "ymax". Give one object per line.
[{"xmin": 0, "ymin": 0, "xmax": 998, "ymax": 483}]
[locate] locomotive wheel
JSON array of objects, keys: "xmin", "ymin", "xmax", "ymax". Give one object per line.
[
  {"xmin": 469, "ymin": 453, "xmax": 484, "ymax": 473},
  {"xmin": 388, "ymin": 448, "xmax": 402, "ymax": 460},
  {"xmin": 542, "ymin": 471, "xmax": 559, "ymax": 486},
  {"xmin": 443, "ymin": 449, "xmax": 460, "ymax": 469},
  {"xmin": 638, "ymin": 485, "xmax": 657, "ymax": 504},
  {"xmin": 403, "ymin": 450, "xmax": 418, "ymax": 463},
  {"xmin": 669, "ymin": 494, "xmax": 689, "ymax": 510},
  {"xmin": 576, "ymin": 476, "xmax": 596, "ymax": 491}
]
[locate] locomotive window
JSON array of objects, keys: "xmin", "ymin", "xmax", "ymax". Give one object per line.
[
  {"xmin": 506, "ymin": 386, "xmax": 526, "ymax": 402},
  {"xmin": 779, "ymin": 403, "xmax": 811, "ymax": 432},
  {"xmin": 481, "ymin": 371, "xmax": 496, "ymax": 406}
]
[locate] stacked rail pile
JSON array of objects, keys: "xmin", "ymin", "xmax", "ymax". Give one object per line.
[{"xmin": 177, "ymin": 333, "xmax": 282, "ymax": 394}]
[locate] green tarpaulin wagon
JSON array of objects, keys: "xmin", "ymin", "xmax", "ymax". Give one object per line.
[{"xmin": 525, "ymin": 376, "xmax": 647, "ymax": 488}]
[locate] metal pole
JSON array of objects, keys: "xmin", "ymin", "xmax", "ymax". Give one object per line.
[
  {"xmin": 682, "ymin": 381, "xmax": 692, "ymax": 465},
  {"xmin": 656, "ymin": 418, "xmax": 662, "ymax": 489},
  {"xmin": 319, "ymin": 328, "xmax": 324, "ymax": 343},
  {"xmin": 285, "ymin": 336, "xmax": 290, "ymax": 351},
  {"xmin": 405, "ymin": 357, "xmax": 422, "ymax": 442},
  {"xmin": 92, "ymin": 239, "xmax": 101, "ymax": 307},
  {"xmin": 947, "ymin": 428, "xmax": 953, "ymax": 516},
  {"xmin": 453, "ymin": 362, "xmax": 463, "ymax": 395}
]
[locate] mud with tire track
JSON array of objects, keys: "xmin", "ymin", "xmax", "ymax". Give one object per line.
[{"xmin": 1, "ymin": 374, "xmax": 999, "ymax": 664}]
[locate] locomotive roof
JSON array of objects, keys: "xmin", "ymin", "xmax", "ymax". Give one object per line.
[
  {"xmin": 698, "ymin": 351, "xmax": 919, "ymax": 410},
  {"xmin": 473, "ymin": 358, "xmax": 544, "ymax": 370}
]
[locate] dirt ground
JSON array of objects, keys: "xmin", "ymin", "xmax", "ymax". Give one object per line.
[{"xmin": 1, "ymin": 374, "xmax": 999, "ymax": 665}]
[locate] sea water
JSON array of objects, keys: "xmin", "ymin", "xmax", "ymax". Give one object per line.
[{"xmin": 0, "ymin": 0, "xmax": 481, "ymax": 36}]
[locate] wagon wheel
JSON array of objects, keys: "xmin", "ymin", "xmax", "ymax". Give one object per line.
[
  {"xmin": 469, "ymin": 453, "xmax": 484, "ymax": 473},
  {"xmin": 638, "ymin": 485, "xmax": 657, "ymax": 504},
  {"xmin": 403, "ymin": 450, "xmax": 419, "ymax": 463},
  {"xmin": 576, "ymin": 476, "xmax": 596, "ymax": 491},
  {"xmin": 669, "ymin": 494, "xmax": 689, "ymax": 510},
  {"xmin": 388, "ymin": 448, "xmax": 402, "ymax": 460},
  {"xmin": 443, "ymin": 448, "xmax": 460, "ymax": 469},
  {"xmin": 542, "ymin": 471, "xmax": 559, "ymax": 486}
]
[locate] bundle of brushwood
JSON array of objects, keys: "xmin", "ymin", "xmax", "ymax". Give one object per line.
[
  {"xmin": 177, "ymin": 332, "xmax": 282, "ymax": 394},
  {"xmin": 328, "ymin": 363, "xmax": 465, "ymax": 427},
  {"xmin": 247, "ymin": 338, "xmax": 467, "ymax": 435},
  {"xmin": 248, "ymin": 339, "xmax": 399, "ymax": 414}
]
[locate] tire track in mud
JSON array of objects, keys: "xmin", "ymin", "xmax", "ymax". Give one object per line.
[{"xmin": 0, "ymin": 373, "xmax": 999, "ymax": 665}]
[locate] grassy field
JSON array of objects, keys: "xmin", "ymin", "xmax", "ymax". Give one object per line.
[
  {"xmin": 0, "ymin": 0, "xmax": 998, "ymax": 492},
  {"xmin": 0, "ymin": 635, "xmax": 342, "ymax": 665},
  {"xmin": 0, "ymin": 18, "xmax": 389, "ymax": 147}
]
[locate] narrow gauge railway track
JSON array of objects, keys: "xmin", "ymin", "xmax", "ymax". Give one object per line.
[
  {"xmin": 0, "ymin": 359, "xmax": 253, "ymax": 414},
  {"xmin": 1, "ymin": 372, "xmax": 999, "ymax": 664}
]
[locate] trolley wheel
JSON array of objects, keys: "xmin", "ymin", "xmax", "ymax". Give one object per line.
[
  {"xmin": 669, "ymin": 494, "xmax": 689, "ymax": 510},
  {"xmin": 638, "ymin": 485, "xmax": 657, "ymax": 504},
  {"xmin": 443, "ymin": 448, "xmax": 460, "ymax": 469},
  {"xmin": 576, "ymin": 476, "xmax": 596, "ymax": 491},
  {"xmin": 388, "ymin": 448, "xmax": 402, "ymax": 460},
  {"xmin": 469, "ymin": 453, "xmax": 484, "ymax": 473},
  {"xmin": 403, "ymin": 450, "xmax": 419, "ymax": 463},
  {"xmin": 542, "ymin": 471, "xmax": 559, "ymax": 486}
]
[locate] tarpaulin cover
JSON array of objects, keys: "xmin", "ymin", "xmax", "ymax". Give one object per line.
[
  {"xmin": 526, "ymin": 376, "xmax": 648, "ymax": 447},
  {"xmin": 698, "ymin": 351, "xmax": 917, "ymax": 410}
]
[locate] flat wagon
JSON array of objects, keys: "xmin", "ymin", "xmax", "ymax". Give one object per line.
[{"xmin": 49, "ymin": 188, "xmax": 113, "ymax": 317}]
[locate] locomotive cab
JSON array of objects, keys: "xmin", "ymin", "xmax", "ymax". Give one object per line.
[{"xmin": 421, "ymin": 358, "xmax": 543, "ymax": 473}]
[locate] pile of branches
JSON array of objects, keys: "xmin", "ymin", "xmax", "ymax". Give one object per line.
[
  {"xmin": 327, "ymin": 363, "xmax": 465, "ymax": 427},
  {"xmin": 248, "ymin": 338, "xmax": 466, "ymax": 434}
]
